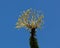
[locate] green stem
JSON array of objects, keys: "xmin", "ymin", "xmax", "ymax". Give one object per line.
[{"xmin": 29, "ymin": 28, "xmax": 39, "ymax": 48}]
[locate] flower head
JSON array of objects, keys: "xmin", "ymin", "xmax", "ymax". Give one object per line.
[{"xmin": 16, "ymin": 8, "xmax": 44, "ymax": 29}]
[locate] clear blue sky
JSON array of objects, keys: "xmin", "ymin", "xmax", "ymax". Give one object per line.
[{"xmin": 0, "ymin": 0, "xmax": 60, "ymax": 48}]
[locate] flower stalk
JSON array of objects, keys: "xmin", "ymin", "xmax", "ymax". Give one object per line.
[
  {"xmin": 16, "ymin": 8, "xmax": 44, "ymax": 48},
  {"xmin": 30, "ymin": 28, "xmax": 39, "ymax": 48}
]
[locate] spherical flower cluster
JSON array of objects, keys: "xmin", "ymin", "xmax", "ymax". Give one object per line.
[{"xmin": 16, "ymin": 8, "xmax": 44, "ymax": 30}]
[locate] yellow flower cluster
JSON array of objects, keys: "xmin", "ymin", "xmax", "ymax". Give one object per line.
[{"xmin": 16, "ymin": 8, "xmax": 44, "ymax": 29}]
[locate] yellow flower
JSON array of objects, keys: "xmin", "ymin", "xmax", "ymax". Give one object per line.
[{"xmin": 16, "ymin": 8, "xmax": 44, "ymax": 29}]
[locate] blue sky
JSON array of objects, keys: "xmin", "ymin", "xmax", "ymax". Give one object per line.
[{"xmin": 0, "ymin": 0, "xmax": 60, "ymax": 48}]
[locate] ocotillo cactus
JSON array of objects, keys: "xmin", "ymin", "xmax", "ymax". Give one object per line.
[{"xmin": 16, "ymin": 8, "xmax": 44, "ymax": 48}]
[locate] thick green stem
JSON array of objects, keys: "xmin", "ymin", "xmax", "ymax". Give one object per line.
[{"xmin": 29, "ymin": 28, "xmax": 39, "ymax": 48}]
